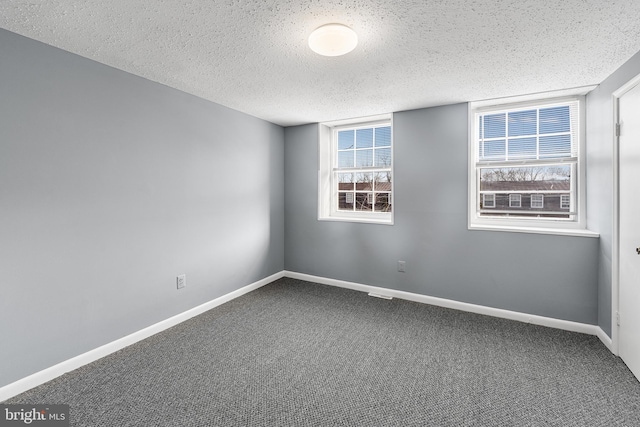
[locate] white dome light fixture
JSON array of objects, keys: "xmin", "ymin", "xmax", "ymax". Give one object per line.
[{"xmin": 308, "ymin": 24, "xmax": 358, "ymax": 57}]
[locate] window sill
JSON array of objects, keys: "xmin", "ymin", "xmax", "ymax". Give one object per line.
[
  {"xmin": 468, "ymin": 223, "xmax": 599, "ymax": 238},
  {"xmin": 319, "ymin": 215, "xmax": 394, "ymax": 226}
]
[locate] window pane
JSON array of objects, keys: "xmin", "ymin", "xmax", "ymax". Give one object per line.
[
  {"xmin": 479, "ymin": 165, "xmax": 572, "ymax": 218},
  {"xmin": 375, "ymin": 147, "xmax": 391, "ymax": 167},
  {"xmin": 356, "ymin": 128, "xmax": 373, "ymax": 148},
  {"xmin": 539, "ymin": 134, "xmax": 571, "ymax": 158},
  {"xmin": 483, "ymin": 113, "xmax": 506, "ymax": 138},
  {"xmin": 338, "ymin": 130, "xmax": 355, "ymax": 149},
  {"xmin": 374, "ymin": 173, "xmax": 392, "ymax": 212},
  {"xmin": 508, "ymin": 110, "xmax": 537, "ymax": 136},
  {"xmin": 355, "ymin": 193, "xmax": 373, "ymax": 211},
  {"xmin": 483, "ymin": 139, "xmax": 506, "ymax": 160},
  {"xmin": 375, "ymin": 126, "xmax": 391, "ymax": 147},
  {"xmin": 356, "ymin": 149, "xmax": 373, "ymax": 167},
  {"xmin": 507, "ymin": 137, "xmax": 537, "ymax": 159},
  {"xmin": 355, "ymin": 173, "xmax": 374, "ymax": 191},
  {"xmin": 480, "ymin": 165, "xmax": 571, "ymax": 190},
  {"xmin": 539, "ymin": 106, "xmax": 570, "ymax": 134},
  {"xmin": 374, "ymin": 192, "xmax": 392, "ymax": 212},
  {"xmin": 338, "ymin": 173, "xmax": 354, "ymax": 191},
  {"xmin": 338, "ymin": 151, "xmax": 354, "ymax": 168},
  {"xmin": 338, "ymin": 192, "xmax": 354, "ymax": 210},
  {"xmin": 374, "ymin": 172, "xmax": 392, "ymax": 189}
]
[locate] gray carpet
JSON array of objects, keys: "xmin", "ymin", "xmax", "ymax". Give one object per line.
[{"xmin": 5, "ymin": 278, "xmax": 640, "ymax": 426}]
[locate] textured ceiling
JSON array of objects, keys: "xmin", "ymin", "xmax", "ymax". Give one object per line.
[{"xmin": 2, "ymin": 1, "xmax": 640, "ymax": 126}]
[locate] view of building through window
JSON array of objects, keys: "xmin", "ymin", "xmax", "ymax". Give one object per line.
[{"xmin": 480, "ymin": 165, "xmax": 572, "ymax": 217}]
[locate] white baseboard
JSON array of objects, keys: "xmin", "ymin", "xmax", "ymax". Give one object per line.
[
  {"xmin": 597, "ymin": 327, "xmax": 614, "ymax": 352},
  {"xmin": 0, "ymin": 271, "xmax": 284, "ymax": 402},
  {"xmin": 284, "ymin": 271, "xmax": 611, "ymax": 345},
  {"xmin": 2, "ymin": 269, "xmax": 613, "ymax": 402}
]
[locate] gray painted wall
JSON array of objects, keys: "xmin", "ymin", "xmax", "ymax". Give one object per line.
[
  {"xmin": 0, "ymin": 29, "xmax": 284, "ymax": 388},
  {"xmin": 586, "ymin": 49, "xmax": 640, "ymax": 338},
  {"xmin": 285, "ymin": 104, "xmax": 599, "ymax": 325},
  {"xmin": 5, "ymin": 21, "xmax": 638, "ymax": 391}
]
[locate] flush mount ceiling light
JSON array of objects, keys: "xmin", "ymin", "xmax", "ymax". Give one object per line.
[{"xmin": 308, "ymin": 24, "xmax": 358, "ymax": 57}]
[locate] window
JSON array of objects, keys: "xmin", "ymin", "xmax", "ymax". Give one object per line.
[
  {"xmin": 468, "ymin": 94, "xmax": 592, "ymax": 235},
  {"xmin": 345, "ymin": 192, "xmax": 354, "ymax": 204},
  {"xmin": 531, "ymin": 194, "xmax": 544, "ymax": 209},
  {"xmin": 483, "ymin": 193, "xmax": 495, "ymax": 208},
  {"xmin": 319, "ymin": 115, "xmax": 393, "ymax": 224}
]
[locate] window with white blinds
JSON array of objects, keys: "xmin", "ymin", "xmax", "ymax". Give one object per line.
[
  {"xmin": 469, "ymin": 95, "xmax": 588, "ymax": 234},
  {"xmin": 478, "ymin": 102, "xmax": 579, "ymax": 162}
]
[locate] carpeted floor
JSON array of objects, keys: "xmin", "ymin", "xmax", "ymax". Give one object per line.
[{"xmin": 5, "ymin": 278, "xmax": 640, "ymax": 426}]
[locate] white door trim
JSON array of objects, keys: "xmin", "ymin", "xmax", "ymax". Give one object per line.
[{"xmin": 612, "ymin": 72, "xmax": 640, "ymax": 357}]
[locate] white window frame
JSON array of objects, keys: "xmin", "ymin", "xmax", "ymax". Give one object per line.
[
  {"xmin": 468, "ymin": 89, "xmax": 597, "ymax": 237},
  {"xmin": 318, "ymin": 114, "xmax": 393, "ymax": 224},
  {"xmin": 530, "ymin": 194, "xmax": 544, "ymax": 209}
]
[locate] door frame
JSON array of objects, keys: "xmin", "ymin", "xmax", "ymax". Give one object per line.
[{"xmin": 612, "ymin": 72, "xmax": 640, "ymax": 356}]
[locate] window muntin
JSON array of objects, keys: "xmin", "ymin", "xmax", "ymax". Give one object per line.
[{"xmin": 472, "ymin": 98, "xmax": 582, "ymax": 227}]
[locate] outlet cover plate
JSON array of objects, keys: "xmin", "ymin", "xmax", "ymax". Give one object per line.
[{"xmin": 177, "ymin": 274, "xmax": 186, "ymax": 289}]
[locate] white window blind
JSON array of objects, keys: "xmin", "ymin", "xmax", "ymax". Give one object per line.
[{"xmin": 477, "ymin": 102, "xmax": 579, "ymax": 164}]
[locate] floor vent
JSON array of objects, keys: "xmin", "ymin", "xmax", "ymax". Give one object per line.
[{"xmin": 368, "ymin": 292, "xmax": 393, "ymax": 300}]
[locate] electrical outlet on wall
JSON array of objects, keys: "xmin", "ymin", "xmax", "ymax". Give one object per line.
[
  {"xmin": 397, "ymin": 261, "xmax": 406, "ymax": 273},
  {"xmin": 177, "ymin": 274, "xmax": 186, "ymax": 289}
]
